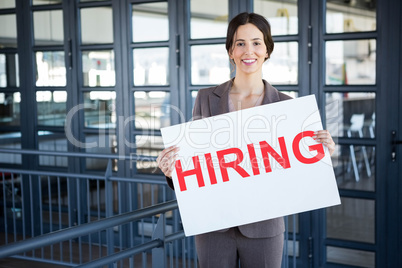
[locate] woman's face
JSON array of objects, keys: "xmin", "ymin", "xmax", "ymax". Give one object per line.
[{"xmin": 229, "ymin": 23, "xmax": 268, "ymax": 76}]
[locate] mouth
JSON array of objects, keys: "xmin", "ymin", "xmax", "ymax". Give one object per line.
[{"xmin": 242, "ymin": 59, "xmax": 257, "ymax": 65}]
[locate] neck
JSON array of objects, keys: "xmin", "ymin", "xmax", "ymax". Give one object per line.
[{"xmin": 232, "ymin": 73, "xmax": 264, "ymax": 95}]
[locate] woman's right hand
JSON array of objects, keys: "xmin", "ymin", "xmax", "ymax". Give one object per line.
[{"xmin": 156, "ymin": 145, "xmax": 180, "ymax": 178}]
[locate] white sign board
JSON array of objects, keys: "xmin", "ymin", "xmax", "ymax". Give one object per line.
[{"xmin": 161, "ymin": 95, "xmax": 341, "ymax": 236}]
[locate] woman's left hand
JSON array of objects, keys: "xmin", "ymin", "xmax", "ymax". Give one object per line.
[{"xmin": 313, "ymin": 130, "xmax": 336, "ymax": 156}]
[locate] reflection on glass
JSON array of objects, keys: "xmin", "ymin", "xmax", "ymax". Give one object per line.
[
  {"xmin": 82, "ymin": 50, "xmax": 115, "ymax": 87},
  {"xmin": 83, "ymin": 91, "xmax": 116, "ymax": 128},
  {"xmin": 326, "ymin": 40, "xmax": 376, "ymax": 85},
  {"xmin": 35, "ymin": 51, "xmax": 66, "ymax": 86},
  {"xmin": 327, "ymin": 246, "xmax": 374, "ymax": 268},
  {"xmin": 0, "ymin": 92, "xmax": 20, "ymax": 126},
  {"xmin": 33, "ymin": 10, "xmax": 64, "ymax": 45},
  {"xmin": 327, "ymin": 197, "xmax": 375, "ymax": 244},
  {"xmin": 331, "ymin": 144, "xmax": 375, "ymax": 191},
  {"xmin": 37, "ymin": 91, "xmax": 67, "ymax": 126},
  {"xmin": 81, "ymin": 7, "xmax": 113, "ymax": 44},
  {"xmin": 133, "ymin": 47, "xmax": 169, "ymax": 86},
  {"xmin": 190, "ymin": 0, "xmax": 228, "ymax": 39},
  {"xmin": 191, "ymin": 44, "xmax": 229, "ymax": 85},
  {"xmin": 254, "ymin": 0, "xmax": 298, "ymax": 35},
  {"xmin": 326, "ymin": 0, "xmax": 376, "ymax": 34},
  {"xmin": 33, "ymin": 0, "xmax": 62, "ymax": 5},
  {"xmin": 325, "ymin": 92, "xmax": 375, "ymax": 138},
  {"xmin": 135, "ymin": 135, "xmax": 164, "ymax": 174},
  {"xmin": 0, "ymin": 14, "xmax": 17, "ymax": 48},
  {"xmin": 134, "ymin": 91, "xmax": 170, "ymax": 129},
  {"xmin": 85, "ymin": 134, "xmax": 117, "ymax": 171},
  {"xmin": 0, "ymin": 131, "xmax": 21, "ymax": 164},
  {"xmin": 0, "ymin": 54, "xmax": 19, "ymax": 87},
  {"xmin": 132, "ymin": 2, "xmax": 169, "ymax": 42},
  {"xmin": 263, "ymin": 42, "xmax": 298, "ymax": 85},
  {"xmin": 38, "ymin": 131, "xmax": 67, "ymax": 167},
  {"xmin": 0, "ymin": 1, "xmax": 15, "ymax": 8}
]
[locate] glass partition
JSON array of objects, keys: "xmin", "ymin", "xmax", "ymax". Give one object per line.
[
  {"xmin": 190, "ymin": 0, "xmax": 228, "ymax": 39},
  {"xmin": 37, "ymin": 91, "xmax": 67, "ymax": 126},
  {"xmin": 254, "ymin": 0, "xmax": 298, "ymax": 36},
  {"xmin": 326, "ymin": 39, "xmax": 376, "ymax": 85},
  {"xmin": 33, "ymin": 10, "xmax": 64, "ymax": 46},
  {"xmin": 83, "ymin": 91, "xmax": 116, "ymax": 128},
  {"xmin": 35, "ymin": 51, "xmax": 66, "ymax": 87},
  {"xmin": 326, "ymin": 0, "xmax": 376, "ymax": 34},
  {"xmin": 134, "ymin": 91, "xmax": 170, "ymax": 130},
  {"xmin": 133, "ymin": 47, "xmax": 169, "ymax": 86},
  {"xmin": 0, "ymin": 1, "xmax": 15, "ymax": 9},
  {"xmin": 0, "ymin": 14, "xmax": 17, "ymax": 48},
  {"xmin": 0, "ymin": 92, "xmax": 20, "ymax": 126},
  {"xmin": 82, "ymin": 50, "xmax": 115, "ymax": 87},
  {"xmin": 132, "ymin": 2, "xmax": 169, "ymax": 43},
  {"xmin": 80, "ymin": 7, "xmax": 113, "ymax": 44},
  {"xmin": 191, "ymin": 44, "xmax": 229, "ymax": 85}
]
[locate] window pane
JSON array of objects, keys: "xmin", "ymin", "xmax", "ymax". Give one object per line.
[
  {"xmin": 0, "ymin": 1, "xmax": 15, "ymax": 8},
  {"xmin": 135, "ymin": 135, "xmax": 164, "ymax": 175},
  {"xmin": 325, "ymin": 92, "xmax": 375, "ymax": 138},
  {"xmin": 132, "ymin": 2, "xmax": 169, "ymax": 42},
  {"xmin": 326, "ymin": 39, "xmax": 376, "ymax": 85},
  {"xmin": 190, "ymin": 0, "xmax": 228, "ymax": 39},
  {"xmin": 326, "ymin": 0, "xmax": 376, "ymax": 34},
  {"xmin": 0, "ymin": 131, "xmax": 21, "ymax": 164},
  {"xmin": 134, "ymin": 91, "xmax": 170, "ymax": 130},
  {"xmin": 263, "ymin": 42, "xmax": 298, "ymax": 85},
  {"xmin": 0, "ymin": 92, "xmax": 20, "ymax": 126},
  {"xmin": 85, "ymin": 134, "xmax": 117, "ymax": 171},
  {"xmin": 0, "ymin": 53, "xmax": 19, "ymax": 87},
  {"xmin": 133, "ymin": 47, "xmax": 169, "ymax": 86},
  {"xmin": 327, "ymin": 197, "xmax": 375, "ymax": 244},
  {"xmin": 327, "ymin": 246, "xmax": 374, "ymax": 268},
  {"xmin": 83, "ymin": 91, "xmax": 116, "ymax": 128},
  {"xmin": 33, "ymin": 0, "xmax": 62, "ymax": 5},
  {"xmin": 35, "ymin": 51, "xmax": 66, "ymax": 87},
  {"xmin": 82, "ymin": 50, "xmax": 115, "ymax": 87},
  {"xmin": 38, "ymin": 131, "xmax": 68, "ymax": 167},
  {"xmin": 81, "ymin": 7, "xmax": 113, "ymax": 44},
  {"xmin": 33, "ymin": 10, "xmax": 64, "ymax": 45},
  {"xmin": 254, "ymin": 0, "xmax": 298, "ymax": 35},
  {"xmin": 37, "ymin": 91, "xmax": 67, "ymax": 126},
  {"xmin": 0, "ymin": 14, "xmax": 17, "ymax": 48},
  {"xmin": 331, "ymin": 144, "xmax": 375, "ymax": 191},
  {"xmin": 191, "ymin": 44, "xmax": 229, "ymax": 85}
]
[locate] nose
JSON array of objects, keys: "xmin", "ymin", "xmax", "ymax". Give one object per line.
[{"xmin": 245, "ymin": 44, "xmax": 254, "ymax": 55}]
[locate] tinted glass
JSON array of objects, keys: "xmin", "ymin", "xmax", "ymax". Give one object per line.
[
  {"xmin": 135, "ymin": 135, "xmax": 164, "ymax": 174},
  {"xmin": 38, "ymin": 131, "xmax": 68, "ymax": 167},
  {"xmin": 132, "ymin": 2, "xmax": 169, "ymax": 42},
  {"xmin": 325, "ymin": 92, "xmax": 375, "ymax": 138},
  {"xmin": 85, "ymin": 134, "xmax": 117, "ymax": 171},
  {"xmin": 0, "ymin": 53, "xmax": 19, "ymax": 87},
  {"xmin": 33, "ymin": 10, "xmax": 64, "ymax": 45},
  {"xmin": 191, "ymin": 44, "xmax": 229, "ymax": 85},
  {"xmin": 327, "ymin": 246, "xmax": 374, "ymax": 268},
  {"xmin": 0, "ymin": 131, "xmax": 21, "ymax": 164},
  {"xmin": 35, "ymin": 51, "xmax": 66, "ymax": 87},
  {"xmin": 254, "ymin": 0, "xmax": 298, "ymax": 35},
  {"xmin": 37, "ymin": 91, "xmax": 67, "ymax": 126},
  {"xmin": 83, "ymin": 91, "xmax": 116, "ymax": 128},
  {"xmin": 134, "ymin": 91, "xmax": 170, "ymax": 129},
  {"xmin": 81, "ymin": 7, "xmax": 113, "ymax": 44},
  {"xmin": 326, "ymin": 0, "xmax": 376, "ymax": 33},
  {"xmin": 326, "ymin": 39, "xmax": 376, "ymax": 85},
  {"xmin": 0, "ymin": 14, "xmax": 17, "ymax": 48},
  {"xmin": 0, "ymin": 92, "xmax": 20, "ymax": 126},
  {"xmin": 190, "ymin": 0, "xmax": 228, "ymax": 39},
  {"xmin": 263, "ymin": 42, "xmax": 298, "ymax": 84},
  {"xmin": 133, "ymin": 47, "xmax": 169, "ymax": 86},
  {"xmin": 82, "ymin": 50, "xmax": 115, "ymax": 87}
]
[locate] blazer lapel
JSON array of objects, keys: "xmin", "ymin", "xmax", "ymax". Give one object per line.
[
  {"xmin": 208, "ymin": 79, "xmax": 233, "ymax": 116},
  {"xmin": 261, "ymin": 80, "xmax": 281, "ymax": 105}
]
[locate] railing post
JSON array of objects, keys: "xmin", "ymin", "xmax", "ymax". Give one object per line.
[
  {"xmin": 152, "ymin": 214, "xmax": 166, "ymax": 268},
  {"xmin": 105, "ymin": 160, "xmax": 115, "ymax": 268}
]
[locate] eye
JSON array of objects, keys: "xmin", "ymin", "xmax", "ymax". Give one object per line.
[
  {"xmin": 236, "ymin": 42, "xmax": 245, "ymax": 47},
  {"xmin": 253, "ymin": 42, "xmax": 261, "ymax": 46}
]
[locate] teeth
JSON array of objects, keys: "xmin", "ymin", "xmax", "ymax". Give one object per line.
[{"xmin": 243, "ymin": 59, "xmax": 255, "ymax": 63}]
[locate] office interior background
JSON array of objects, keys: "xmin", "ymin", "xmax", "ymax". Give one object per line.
[{"xmin": 0, "ymin": 0, "xmax": 401, "ymax": 267}]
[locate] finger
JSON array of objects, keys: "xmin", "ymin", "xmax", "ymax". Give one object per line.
[{"xmin": 157, "ymin": 145, "xmax": 179, "ymax": 164}]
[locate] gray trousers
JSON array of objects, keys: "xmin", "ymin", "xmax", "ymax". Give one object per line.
[{"xmin": 195, "ymin": 227, "xmax": 284, "ymax": 268}]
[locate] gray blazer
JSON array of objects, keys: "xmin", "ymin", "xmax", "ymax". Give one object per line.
[{"xmin": 167, "ymin": 79, "xmax": 291, "ymax": 238}]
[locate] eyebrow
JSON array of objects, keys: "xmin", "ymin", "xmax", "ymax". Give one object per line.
[{"xmin": 235, "ymin": 38, "xmax": 263, "ymax": 42}]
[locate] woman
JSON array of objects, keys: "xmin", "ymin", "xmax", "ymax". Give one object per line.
[{"xmin": 157, "ymin": 12, "xmax": 335, "ymax": 268}]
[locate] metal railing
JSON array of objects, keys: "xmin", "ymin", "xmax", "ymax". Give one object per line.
[{"xmin": 0, "ymin": 148, "xmax": 298, "ymax": 267}]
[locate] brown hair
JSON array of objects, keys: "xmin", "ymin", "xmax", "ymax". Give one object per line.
[{"xmin": 226, "ymin": 12, "xmax": 274, "ymax": 61}]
